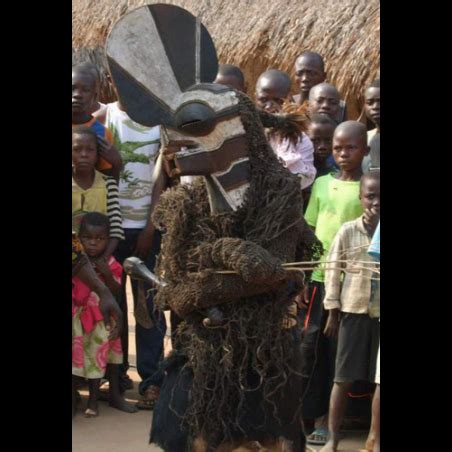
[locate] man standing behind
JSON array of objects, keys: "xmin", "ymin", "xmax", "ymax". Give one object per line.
[{"xmin": 103, "ymin": 85, "xmax": 167, "ymax": 410}]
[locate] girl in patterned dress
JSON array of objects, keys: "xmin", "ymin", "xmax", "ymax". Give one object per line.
[{"xmin": 72, "ymin": 212, "xmax": 137, "ymax": 417}]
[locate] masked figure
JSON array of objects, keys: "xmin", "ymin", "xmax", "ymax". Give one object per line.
[{"xmin": 107, "ymin": 5, "xmax": 321, "ymax": 451}]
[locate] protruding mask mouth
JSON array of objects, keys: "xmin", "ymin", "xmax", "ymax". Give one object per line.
[
  {"xmin": 161, "ymin": 137, "xmax": 201, "ymax": 178},
  {"xmin": 160, "ymin": 115, "xmax": 248, "ymax": 178}
]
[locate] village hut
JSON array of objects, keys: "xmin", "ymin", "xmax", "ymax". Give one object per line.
[{"xmin": 72, "ymin": 0, "xmax": 379, "ymax": 119}]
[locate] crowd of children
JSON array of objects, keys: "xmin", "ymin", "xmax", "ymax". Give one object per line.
[{"xmin": 72, "ymin": 50, "xmax": 380, "ymax": 452}]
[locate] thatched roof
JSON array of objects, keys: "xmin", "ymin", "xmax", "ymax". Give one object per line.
[{"xmin": 72, "ymin": 0, "xmax": 379, "ymax": 119}]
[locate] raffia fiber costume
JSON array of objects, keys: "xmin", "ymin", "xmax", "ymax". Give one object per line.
[
  {"xmin": 149, "ymin": 94, "xmax": 321, "ymax": 451},
  {"xmin": 106, "ymin": 5, "xmax": 321, "ymax": 450}
]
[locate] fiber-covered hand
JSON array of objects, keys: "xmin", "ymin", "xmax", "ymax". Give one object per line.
[
  {"xmin": 155, "ymin": 271, "xmax": 289, "ymax": 318},
  {"xmin": 210, "ymin": 238, "xmax": 286, "ymax": 284}
]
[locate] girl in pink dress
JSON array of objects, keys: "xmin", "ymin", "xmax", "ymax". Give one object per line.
[{"xmin": 72, "ymin": 212, "xmax": 137, "ymax": 417}]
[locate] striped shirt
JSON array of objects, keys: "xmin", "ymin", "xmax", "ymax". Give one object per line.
[
  {"xmin": 105, "ymin": 177, "xmax": 124, "ymax": 240},
  {"xmin": 72, "ymin": 171, "xmax": 125, "ymax": 241}
]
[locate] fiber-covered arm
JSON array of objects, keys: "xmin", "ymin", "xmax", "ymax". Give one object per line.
[
  {"xmin": 193, "ymin": 237, "xmax": 286, "ymax": 284},
  {"xmin": 155, "ymin": 269, "xmax": 304, "ymax": 318}
]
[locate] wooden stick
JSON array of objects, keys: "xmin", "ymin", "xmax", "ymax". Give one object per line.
[
  {"xmin": 285, "ymin": 266, "xmax": 380, "ymax": 279},
  {"xmin": 283, "ymin": 260, "xmax": 379, "ymax": 266},
  {"xmin": 282, "ymin": 263, "xmax": 379, "ymax": 274},
  {"xmin": 319, "ymin": 264, "xmax": 379, "ymax": 273},
  {"xmin": 215, "ymin": 266, "xmax": 380, "ymax": 279}
]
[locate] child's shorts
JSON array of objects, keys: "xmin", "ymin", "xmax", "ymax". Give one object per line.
[{"xmin": 334, "ymin": 313, "xmax": 380, "ymax": 383}]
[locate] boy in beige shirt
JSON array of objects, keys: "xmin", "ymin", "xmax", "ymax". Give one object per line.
[{"xmin": 320, "ymin": 171, "xmax": 380, "ymax": 452}]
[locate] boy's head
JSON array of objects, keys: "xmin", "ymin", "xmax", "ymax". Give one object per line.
[
  {"xmin": 364, "ymin": 79, "xmax": 380, "ymax": 128},
  {"xmin": 360, "ymin": 170, "xmax": 380, "ymax": 214},
  {"xmin": 79, "ymin": 212, "xmax": 110, "ymax": 258},
  {"xmin": 308, "ymin": 114, "xmax": 337, "ymax": 164},
  {"xmin": 309, "ymin": 83, "xmax": 341, "ymax": 120},
  {"xmin": 332, "ymin": 121, "xmax": 369, "ymax": 171},
  {"xmin": 72, "ymin": 64, "xmax": 98, "ymax": 118},
  {"xmin": 75, "ymin": 62, "xmax": 101, "ymax": 110},
  {"xmin": 294, "ymin": 52, "xmax": 326, "ymax": 96},
  {"xmin": 255, "ymin": 69, "xmax": 292, "ymax": 113},
  {"xmin": 214, "ymin": 64, "xmax": 245, "ymax": 92},
  {"xmin": 72, "ymin": 126, "xmax": 98, "ymax": 171}
]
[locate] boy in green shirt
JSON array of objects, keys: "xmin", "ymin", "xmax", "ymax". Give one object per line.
[{"xmin": 300, "ymin": 121, "xmax": 369, "ymax": 444}]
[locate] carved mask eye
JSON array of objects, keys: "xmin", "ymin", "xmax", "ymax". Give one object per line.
[{"xmin": 174, "ymin": 102, "xmax": 216, "ymax": 136}]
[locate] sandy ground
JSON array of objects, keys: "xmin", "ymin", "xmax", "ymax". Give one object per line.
[{"xmin": 72, "ymin": 279, "xmax": 369, "ymax": 452}]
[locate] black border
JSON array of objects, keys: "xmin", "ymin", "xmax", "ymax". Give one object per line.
[{"xmin": 3, "ymin": 0, "xmax": 70, "ymax": 446}]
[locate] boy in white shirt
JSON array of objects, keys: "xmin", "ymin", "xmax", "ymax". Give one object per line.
[{"xmin": 103, "ymin": 92, "xmax": 167, "ymax": 411}]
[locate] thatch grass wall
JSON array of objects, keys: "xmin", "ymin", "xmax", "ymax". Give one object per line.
[{"xmin": 72, "ymin": 0, "xmax": 379, "ymax": 119}]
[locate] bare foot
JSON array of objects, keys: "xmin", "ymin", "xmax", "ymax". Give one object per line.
[
  {"xmin": 365, "ymin": 437, "xmax": 375, "ymax": 451},
  {"xmin": 109, "ymin": 395, "xmax": 139, "ymax": 413},
  {"xmin": 365, "ymin": 429, "xmax": 375, "ymax": 451},
  {"xmin": 319, "ymin": 440, "xmax": 338, "ymax": 452}
]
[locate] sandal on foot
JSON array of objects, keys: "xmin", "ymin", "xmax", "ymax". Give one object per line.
[
  {"xmin": 136, "ymin": 385, "xmax": 160, "ymax": 410},
  {"xmin": 307, "ymin": 428, "xmax": 329, "ymax": 445},
  {"xmin": 84, "ymin": 408, "xmax": 98, "ymax": 418}
]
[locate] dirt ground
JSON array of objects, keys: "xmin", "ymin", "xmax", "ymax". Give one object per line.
[{"xmin": 72, "ymin": 280, "xmax": 369, "ymax": 452}]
